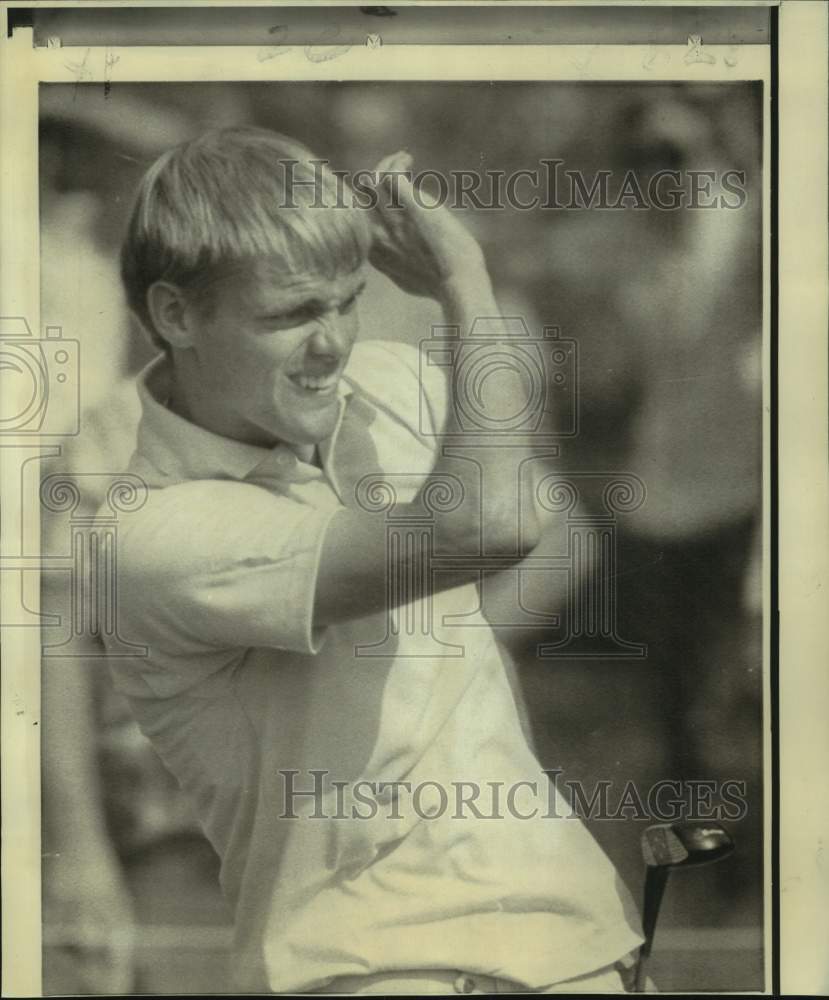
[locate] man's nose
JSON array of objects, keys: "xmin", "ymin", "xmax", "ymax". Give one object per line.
[{"xmin": 308, "ymin": 313, "xmax": 348, "ymax": 356}]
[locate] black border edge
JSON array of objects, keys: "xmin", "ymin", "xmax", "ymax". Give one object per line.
[{"xmin": 769, "ymin": 4, "xmax": 780, "ymax": 998}]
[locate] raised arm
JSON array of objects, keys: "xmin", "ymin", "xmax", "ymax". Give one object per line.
[{"xmin": 314, "ymin": 153, "xmax": 542, "ymax": 624}]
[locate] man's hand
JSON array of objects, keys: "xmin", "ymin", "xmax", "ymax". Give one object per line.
[
  {"xmin": 43, "ymin": 844, "xmax": 135, "ymax": 994},
  {"xmin": 369, "ymin": 151, "xmax": 486, "ymax": 300}
]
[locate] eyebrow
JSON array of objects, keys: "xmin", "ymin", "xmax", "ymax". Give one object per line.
[{"xmin": 260, "ymin": 279, "xmax": 366, "ymax": 317}]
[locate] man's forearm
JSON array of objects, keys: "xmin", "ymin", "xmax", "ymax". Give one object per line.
[
  {"xmin": 439, "ymin": 263, "xmax": 499, "ymax": 332},
  {"xmin": 42, "ymin": 649, "xmax": 111, "ymax": 850},
  {"xmin": 316, "ymin": 190, "xmax": 543, "ymax": 624},
  {"xmin": 418, "ymin": 264, "xmax": 542, "ymax": 556}
]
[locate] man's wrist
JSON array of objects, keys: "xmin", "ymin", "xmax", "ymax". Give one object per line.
[{"xmin": 438, "ymin": 261, "xmax": 497, "ymax": 323}]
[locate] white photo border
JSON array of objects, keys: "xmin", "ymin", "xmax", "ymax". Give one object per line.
[{"xmin": 1, "ymin": 2, "xmax": 824, "ymax": 995}]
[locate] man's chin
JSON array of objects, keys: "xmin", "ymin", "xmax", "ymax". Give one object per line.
[{"xmin": 282, "ymin": 410, "xmax": 341, "ymax": 449}]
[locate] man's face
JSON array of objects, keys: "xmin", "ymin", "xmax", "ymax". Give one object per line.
[{"xmin": 186, "ymin": 260, "xmax": 367, "ymax": 449}]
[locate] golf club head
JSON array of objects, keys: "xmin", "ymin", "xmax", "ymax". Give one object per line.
[{"xmin": 641, "ymin": 821, "xmax": 735, "ymax": 869}]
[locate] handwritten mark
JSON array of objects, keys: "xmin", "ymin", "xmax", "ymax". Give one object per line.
[
  {"xmin": 63, "ymin": 47, "xmax": 91, "ymax": 100},
  {"xmin": 304, "ymin": 43, "xmax": 352, "ymax": 64},
  {"xmin": 724, "ymin": 45, "xmax": 741, "ymax": 68},
  {"xmin": 258, "ymin": 45, "xmax": 293, "ymax": 62},
  {"xmin": 258, "ymin": 24, "xmax": 293, "ymax": 62},
  {"xmin": 256, "ymin": 25, "xmax": 352, "ymax": 64},
  {"xmin": 642, "ymin": 45, "xmax": 669, "ymax": 72},
  {"xmin": 684, "ymin": 35, "xmax": 716, "ymax": 66},
  {"xmin": 304, "ymin": 26, "xmax": 351, "ymax": 64},
  {"xmin": 570, "ymin": 44, "xmax": 598, "ymax": 74},
  {"xmin": 104, "ymin": 49, "xmax": 120, "ymax": 99}
]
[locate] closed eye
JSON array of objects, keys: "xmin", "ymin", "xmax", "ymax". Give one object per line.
[
  {"xmin": 260, "ymin": 281, "xmax": 365, "ymax": 330},
  {"xmin": 261, "ymin": 304, "xmax": 324, "ymax": 330},
  {"xmin": 338, "ymin": 290, "xmax": 362, "ymax": 315},
  {"xmin": 284, "ymin": 305, "xmax": 322, "ymax": 323}
]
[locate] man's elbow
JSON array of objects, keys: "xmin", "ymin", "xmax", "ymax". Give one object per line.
[
  {"xmin": 489, "ymin": 519, "xmax": 542, "ymax": 561},
  {"xmin": 450, "ymin": 516, "xmax": 542, "ymax": 564}
]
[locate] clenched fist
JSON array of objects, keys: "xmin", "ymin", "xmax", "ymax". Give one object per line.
[{"xmin": 368, "ymin": 151, "xmax": 487, "ymax": 301}]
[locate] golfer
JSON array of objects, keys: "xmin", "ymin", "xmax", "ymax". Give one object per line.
[{"xmin": 105, "ymin": 126, "xmax": 643, "ymax": 994}]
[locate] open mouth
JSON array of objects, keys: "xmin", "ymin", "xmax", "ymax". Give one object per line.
[{"xmin": 289, "ymin": 371, "xmax": 340, "ymax": 394}]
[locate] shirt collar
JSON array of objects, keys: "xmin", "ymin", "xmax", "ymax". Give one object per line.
[{"xmin": 134, "ymin": 354, "xmax": 353, "ymax": 484}]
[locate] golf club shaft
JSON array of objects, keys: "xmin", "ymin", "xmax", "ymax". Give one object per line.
[{"xmin": 634, "ymin": 865, "xmax": 670, "ymax": 992}]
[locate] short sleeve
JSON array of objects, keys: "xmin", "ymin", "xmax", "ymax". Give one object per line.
[{"xmin": 113, "ymin": 479, "xmax": 338, "ymax": 660}]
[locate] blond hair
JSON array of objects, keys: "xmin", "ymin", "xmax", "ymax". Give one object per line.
[{"xmin": 120, "ymin": 126, "xmax": 371, "ymax": 349}]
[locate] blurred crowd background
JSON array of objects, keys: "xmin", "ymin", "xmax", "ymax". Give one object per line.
[{"xmin": 39, "ymin": 81, "xmax": 763, "ymax": 993}]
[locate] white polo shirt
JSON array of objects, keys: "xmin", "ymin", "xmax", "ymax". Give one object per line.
[{"xmin": 105, "ymin": 340, "xmax": 643, "ymax": 993}]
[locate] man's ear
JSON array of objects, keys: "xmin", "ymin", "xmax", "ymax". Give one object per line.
[{"xmin": 146, "ymin": 281, "xmax": 197, "ymax": 350}]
